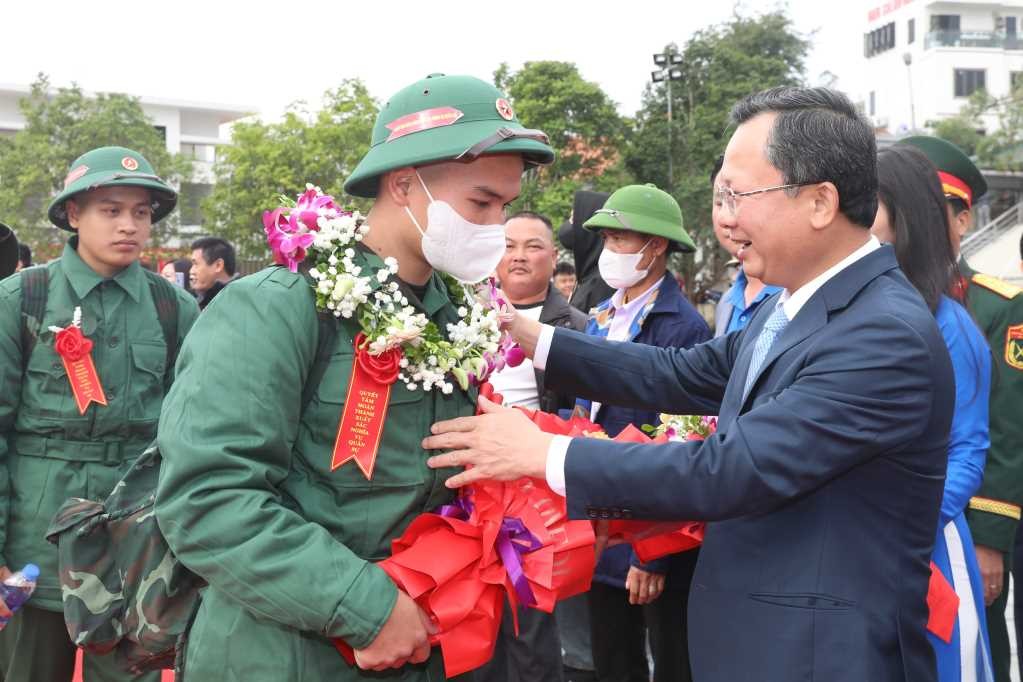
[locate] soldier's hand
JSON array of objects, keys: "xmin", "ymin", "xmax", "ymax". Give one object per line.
[
  {"xmin": 0, "ymin": 567, "xmax": 11, "ymax": 618},
  {"xmin": 353, "ymin": 590, "xmax": 435, "ymax": 671},
  {"xmin": 626, "ymin": 566, "xmax": 665, "ymax": 605},
  {"xmin": 976, "ymin": 545, "xmax": 1004, "ymax": 606}
]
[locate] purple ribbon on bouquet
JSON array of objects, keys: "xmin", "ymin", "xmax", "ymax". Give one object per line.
[{"xmin": 435, "ymin": 495, "xmax": 542, "ymax": 607}]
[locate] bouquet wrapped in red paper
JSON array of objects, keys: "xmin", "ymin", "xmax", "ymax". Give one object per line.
[
  {"xmin": 334, "ymin": 476, "xmax": 595, "ymax": 677},
  {"xmin": 518, "ymin": 408, "xmax": 710, "ymax": 563}
]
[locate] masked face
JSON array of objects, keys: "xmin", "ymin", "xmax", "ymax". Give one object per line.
[
  {"xmin": 598, "ymin": 239, "xmax": 652, "ymax": 290},
  {"xmin": 404, "ymin": 171, "xmax": 507, "ymax": 283}
]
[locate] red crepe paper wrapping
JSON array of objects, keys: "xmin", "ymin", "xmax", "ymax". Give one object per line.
[
  {"xmin": 518, "ymin": 409, "xmax": 706, "ymax": 563},
  {"xmin": 333, "ymin": 477, "xmax": 595, "ymax": 677}
]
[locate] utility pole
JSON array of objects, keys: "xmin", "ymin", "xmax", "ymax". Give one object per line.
[{"xmin": 652, "ymin": 49, "xmax": 684, "ymax": 190}]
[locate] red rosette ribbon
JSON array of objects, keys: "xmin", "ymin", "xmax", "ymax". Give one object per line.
[
  {"xmin": 54, "ymin": 325, "xmax": 94, "ymax": 362},
  {"xmin": 354, "ymin": 332, "xmax": 402, "ymax": 383},
  {"xmin": 333, "ymin": 478, "xmax": 595, "ymax": 677},
  {"xmin": 517, "ymin": 409, "xmax": 706, "ymax": 563}
]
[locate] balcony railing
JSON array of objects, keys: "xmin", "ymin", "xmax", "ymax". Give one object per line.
[{"xmin": 926, "ymin": 30, "xmax": 1023, "ymax": 49}]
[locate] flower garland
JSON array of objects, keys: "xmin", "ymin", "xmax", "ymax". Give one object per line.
[{"xmin": 263, "ymin": 185, "xmax": 524, "ymax": 394}]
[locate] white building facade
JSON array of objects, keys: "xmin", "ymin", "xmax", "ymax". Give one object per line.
[
  {"xmin": 0, "ymin": 84, "xmax": 252, "ymax": 233},
  {"xmin": 862, "ymin": 0, "xmax": 1023, "ymax": 134}
]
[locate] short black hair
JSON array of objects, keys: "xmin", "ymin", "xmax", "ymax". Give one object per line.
[
  {"xmin": 947, "ymin": 197, "xmax": 970, "ymax": 216},
  {"xmin": 506, "ymin": 210, "xmax": 553, "ymax": 232},
  {"xmin": 710, "ymin": 154, "xmax": 724, "ymax": 186},
  {"xmin": 554, "ymin": 261, "xmax": 575, "ymax": 277},
  {"xmin": 191, "ymin": 237, "xmax": 236, "ymax": 276},
  {"xmin": 18, "ymin": 243, "xmax": 31, "ymax": 267},
  {"xmin": 731, "ymin": 86, "xmax": 879, "ymax": 228}
]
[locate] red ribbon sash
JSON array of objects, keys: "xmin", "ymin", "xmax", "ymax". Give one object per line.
[
  {"xmin": 53, "ymin": 325, "xmax": 107, "ymax": 415},
  {"xmin": 330, "ymin": 334, "xmax": 402, "ymax": 479}
]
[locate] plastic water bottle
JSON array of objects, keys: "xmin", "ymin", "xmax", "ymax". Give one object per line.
[{"xmin": 0, "ymin": 564, "xmax": 39, "ymax": 630}]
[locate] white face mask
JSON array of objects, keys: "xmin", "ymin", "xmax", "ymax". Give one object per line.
[
  {"xmin": 598, "ymin": 240, "xmax": 652, "ymax": 290},
  {"xmin": 404, "ymin": 171, "xmax": 506, "ymax": 283}
]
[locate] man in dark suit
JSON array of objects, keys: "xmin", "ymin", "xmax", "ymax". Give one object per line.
[{"xmin": 424, "ymin": 87, "xmax": 956, "ymax": 682}]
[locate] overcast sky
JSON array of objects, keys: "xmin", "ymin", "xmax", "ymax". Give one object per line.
[{"xmin": 2, "ymin": 0, "xmax": 866, "ymax": 120}]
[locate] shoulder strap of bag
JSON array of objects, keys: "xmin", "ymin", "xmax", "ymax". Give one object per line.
[
  {"xmin": 143, "ymin": 270, "xmax": 180, "ymax": 375},
  {"xmin": 20, "ymin": 266, "xmax": 49, "ymax": 373}
]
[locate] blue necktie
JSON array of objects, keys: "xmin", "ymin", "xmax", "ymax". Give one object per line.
[{"xmin": 742, "ymin": 306, "xmax": 789, "ymax": 400}]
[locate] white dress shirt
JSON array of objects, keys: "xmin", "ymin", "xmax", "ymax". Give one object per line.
[{"xmin": 537, "ymin": 237, "xmax": 881, "ymax": 496}]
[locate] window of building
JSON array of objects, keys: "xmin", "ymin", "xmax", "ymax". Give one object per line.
[
  {"xmin": 931, "ymin": 14, "xmax": 961, "ymax": 32},
  {"xmin": 864, "ymin": 21, "xmax": 897, "ymax": 57},
  {"xmin": 1012, "ymin": 71, "xmax": 1023, "ymax": 90},
  {"xmin": 869, "ymin": 91, "xmax": 876, "ymax": 116},
  {"xmin": 1007, "ymin": 17, "xmax": 1018, "ymax": 36},
  {"xmin": 954, "ymin": 69, "xmax": 986, "ymax": 97},
  {"xmin": 908, "ymin": 18, "xmax": 915, "ymax": 44},
  {"xmin": 153, "ymin": 125, "xmax": 167, "ymax": 143},
  {"xmin": 179, "ymin": 182, "xmax": 213, "ymax": 226}
]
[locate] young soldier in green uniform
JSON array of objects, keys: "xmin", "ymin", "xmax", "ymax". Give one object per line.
[
  {"xmin": 154, "ymin": 74, "xmax": 554, "ymax": 680},
  {"xmin": 0, "ymin": 146, "xmax": 199, "ymax": 682},
  {"xmin": 905, "ymin": 135, "xmax": 1023, "ymax": 682}
]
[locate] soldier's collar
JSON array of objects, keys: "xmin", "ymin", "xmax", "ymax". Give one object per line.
[{"xmin": 62, "ymin": 238, "xmax": 144, "ymax": 303}]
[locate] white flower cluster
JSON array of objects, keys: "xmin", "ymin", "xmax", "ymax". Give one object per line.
[{"xmin": 447, "ymin": 301, "xmax": 501, "ymax": 356}]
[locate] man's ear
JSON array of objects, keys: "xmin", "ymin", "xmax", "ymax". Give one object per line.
[
  {"xmin": 652, "ymin": 236, "xmax": 669, "ymax": 258},
  {"xmin": 952, "ymin": 209, "xmax": 971, "ymax": 240},
  {"xmin": 382, "ymin": 167, "xmax": 417, "ymax": 208},
  {"xmin": 66, "ymin": 199, "xmax": 83, "ymax": 230},
  {"xmin": 808, "ymin": 182, "xmax": 840, "ymax": 230},
  {"xmin": 213, "ymin": 258, "xmax": 226, "ymax": 275}
]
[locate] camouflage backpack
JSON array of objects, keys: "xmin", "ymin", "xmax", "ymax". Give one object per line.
[{"xmin": 44, "ymin": 295, "xmax": 339, "ymax": 675}]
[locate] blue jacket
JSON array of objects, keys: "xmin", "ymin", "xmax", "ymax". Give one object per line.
[
  {"xmin": 577, "ymin": 273, "xmax": 711, "ymax": 587},
  {"xmin": 544, "ymin": 246, "xmax": 954, "ymax": 682}
]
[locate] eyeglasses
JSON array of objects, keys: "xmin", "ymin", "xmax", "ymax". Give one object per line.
[{"xmin": 715, "ymin": 182, "xmax": 819, "ymax": 216}]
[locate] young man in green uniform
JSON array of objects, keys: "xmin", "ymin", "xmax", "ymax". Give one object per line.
[
  {"xmin": 154, "ymin": 74, "xmax": 554, "ymax": 680},
  {"xmin": 905, "ymin": 135, "xmax": 1023, "ymax": 682},
  {"xmin": 0, "ymin": 146, "xmax": 199, "ymax": 682}
]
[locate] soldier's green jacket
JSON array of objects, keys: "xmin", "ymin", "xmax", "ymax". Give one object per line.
[
  {"xmin": 0, "ymin": 241, "xmax": 198, "ymax": 611},
  {"xmin": 155, "ymin": 251, "xmax": 471, "ymax": 681},
  {"xmin": 961, "ymin": 261, "xmax": 1023, "ymax": 554}
]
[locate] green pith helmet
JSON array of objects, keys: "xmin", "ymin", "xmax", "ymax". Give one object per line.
[
  {"xmin": 48, "ymin": 146, "xmax": 177, "ymax": 231},
  {"xmin": 900, "ymin": 135, "xmax": 988, "ymax": 208},
  {"xmin": 583, "ymin": 183, "xmax": 696, "ymax": 253},
  {"xmin": 343, "ymin": 73, "xmax": 556, "ymax": 198}
]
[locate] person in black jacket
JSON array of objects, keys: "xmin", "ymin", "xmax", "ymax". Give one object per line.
[{"xmin": 559, "ymin": 190, "xmax": 613, "ymax": 316}]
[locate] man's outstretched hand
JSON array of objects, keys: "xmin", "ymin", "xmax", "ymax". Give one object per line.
[
  {"xmin": 353, "ymin": 590, "xmax": 435, "ymax": 671},
  {"xmin": 425, "ymin": 396, "xmax": 553, "ymax": 488}
]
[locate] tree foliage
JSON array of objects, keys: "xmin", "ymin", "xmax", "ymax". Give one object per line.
[
  {"xmin": 0, "ymin": 74, "xmax": 191, "ymax": 256},
  {"xmin": 499, "ymin": 61, "xmax": 633, "ymax": 225},
  {"xmin": 625, "ymin": 12, "xmax": 809, "ymax": 298},
  {"xmin": 202, "ymin": 80, "xmax": 378, "ymax": 259}
]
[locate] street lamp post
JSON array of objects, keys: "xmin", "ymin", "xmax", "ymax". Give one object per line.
[
  {"xmin": 652, "ymin": 50, "xmax": 684, "ymax": 189},
  {"xmin": 903, "ymin": 52, "xmax": 917, "ymax": 131}
]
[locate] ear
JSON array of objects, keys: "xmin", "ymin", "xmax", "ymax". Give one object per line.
[
  {"xmin": 66, "ymin": 199, "xmax": 83, "ymax": 230},
  {"xmin": 214, "ymin": 258, "xmax": 226, "ymax": 274},
  {"xmin": 381, "ymin": 167, "xmax": 418, "ymax": 208},
  {"xmin": 808, "ymin": 182, "xmax": 840, "ymax": 231},
  {"xmin": 953, "ymin": 209, "xmax": 971, "ymax": 239},
  {"xmin": 651, "ymin": 236, "xmax": 670, "ymax": 258}
]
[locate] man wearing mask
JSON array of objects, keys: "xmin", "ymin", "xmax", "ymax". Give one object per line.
[
  {"xmin": 155, "ymin": 73, "xmax": 554, "ymax": 680},
  {"xmin": 479, "ymin": 210, "xmax": 585, "ymax": 682},
  {"xmin": 576, "ymin": 184, "xmax": 710, "ymax": 682},
  {"xmin": 709, "ymin": 155, "xmax": 782, "ymax": 337},
  {"xmin": 904, "ymin": 135, "xmax": 1023, "ymax": 682},
  {"xmin": 0, "ymin": 146, "xmax": 198, "ymax": 682},
  {"xmin": 189, "ymin": 236, "xmax": 237, "ymax": 310}
]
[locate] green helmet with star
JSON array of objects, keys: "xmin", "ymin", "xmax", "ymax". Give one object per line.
[
  {"xmin": 583, "ymin": 183, "xmax": 696, "ymax": 253},
  {"xmin": 48, "ymin": 146, "xmax": 178, "ymax": 231},
  {"xmin": 343, "ymin": 73, "xmax": 556, "ymax": 198}
]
